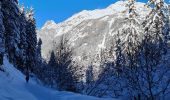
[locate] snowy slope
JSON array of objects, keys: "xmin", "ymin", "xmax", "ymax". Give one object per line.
[{"xmin": 0, "ymin": 56, "xmax": 114, "ymax": 100}]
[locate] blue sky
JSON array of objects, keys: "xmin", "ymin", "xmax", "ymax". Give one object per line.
[{"xmin": 19, "ymin": 0, "xmax": 166, "ymax": 28}]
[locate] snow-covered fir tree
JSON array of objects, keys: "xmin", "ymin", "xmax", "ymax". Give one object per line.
[
  {"xmin": 17, "ymin": 5, "xmax": 27, "ymax": 70},
  {"xmin": 121, "ymin": 0, "xmax": 143, "ymax": 69},
  {"xmin": 105, "ymin": 0, "xmax": 145, "ymax": 98},
  {"xmin": 86, "ymin": 62, "xmax": 123, "ymax": 98},
  {"xmin": 114, "ymin": 32, "xmax": 124, "ymax": 76},
  {"xmin": 1, "ymin": 0, "xmax": 21, "ymax": 66},
  {"xmin": 47, "ymin": 50, "xmax": 58, "ymax": 87},
  {"xmin": 71, "ymin": 63, "xmax": 85, "ymax": 92},
  {"xmin": 25, "ymin": 7, "xmax": 37, "ymax": 72},
  {"xmin": 0, "ymin": 0, "xmax": 41, "ymax": 83},
  {"xmin": 168, "ymin": 3, "xmax": 170, "ymax": 52},
  {"xmin": 53, "ymin": 36, "xmax": 77, "ymax": 91},
  {"xmin": 139, "ymin": 0, "xmax": 170, "ymax": 99},
  {"xmin": 127, "ymin": 0, "xmax": 137, "ymax": 17},
  {"xmin": 0, "ymin": 1, "xmax": 5, "ymax": 65},
  {"xmin": 83, "ymin": 65, "xmax": 94, "ymax": 94},
  {"xmin": 36, "ymin": 38, "xmax": 43, "ymax": 70},
  {"xmin": 86, "ymin": 65, "xmax": 94, "ymax": 88},
  {"xmin": 37, "ymin": 38, "xmax": 42, "ymax": 63}
]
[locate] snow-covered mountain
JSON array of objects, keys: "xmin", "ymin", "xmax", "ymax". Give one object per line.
[
  {"xmin": 38, "ymin": 1, "xmax": 150, "ymax": 70},
  {"xmin": 0, "ymin": 56, "xmax": 113, "ymax": 100}
]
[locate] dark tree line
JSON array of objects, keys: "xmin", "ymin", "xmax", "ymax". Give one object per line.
[
  {"xmin": 43, "ymin": 36, "xmax": 78, "ymax": 92},
  {"xmin": 0, "ymin": 0, "xmax": 40, "ymax": 78},
  {"xmin": 80, "ymin": 0, "xmax": 170, "ymax": 99}
]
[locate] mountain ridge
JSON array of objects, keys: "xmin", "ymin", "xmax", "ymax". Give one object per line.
[{"xmin": 37, "ymin": 1, "xmax": 151, "ymax": 70}]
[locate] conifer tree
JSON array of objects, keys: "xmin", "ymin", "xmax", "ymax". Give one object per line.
[
  {"xmin": 114, "ymin": 32, "xmax": 124, "ymax": 76},
  {"xmin": 55, "ymin": 36, "xmax": 76, "ymax": 91},
  {"xmin": 83, "ymin": 65, "xmax": 94, "ymax": 94},
  {"xmin": 123, "ymin": 0, "xmax": 142, "ymax": 66},
  {"xmin": 86, "ymin": 65, "xmax": 94, "ymax": 86},
  {"xmin": 0, "ymin": 1, "xmax": 5, "ymax": 65},
  {"xmin": 36, "ymin": 38, "xmax": 43, "ymax": 70},
  {"xmin": 113, "ymin": 0, "xmax": 144, "ymax": 97},
  {"xmin": 17, "ymin": 5, "xmax": 27, "ymax": 70},
  {"xmin": 139, "ymin": 0, "xmax": 170, "ymax": 99},
  {"xmin": 127, "ymin": 0, "xmax": 137, "ymax": 17},
  {"xmin": 48, "ymin": 51, "xmax": 57, "ymax": 69},
  {"xmin": 25, "ymin": 7, "xmax": 37, "ymax": 72},
  {"xmin": 47, "ymin": 50, "xmax": 58, "ymax": 87},
  {"xmin": 37, "ymin": 38, "xmax": 42, "ymax": 63},
  {"xmin": 1, "ymin": 0, "xmax": 21, "ymax": 65}
]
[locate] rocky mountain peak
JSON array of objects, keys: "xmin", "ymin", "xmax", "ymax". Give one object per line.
[
  {"xmin": 42, "ymin": 20, "xmax": 57, "ymax": 30},
  {"xmin": 38, "ymin": 1, "xmax": 150, "ymax": 65}
]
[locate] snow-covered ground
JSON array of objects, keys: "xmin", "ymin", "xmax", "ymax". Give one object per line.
[{"xmin": 0, "ymin": 56, "xmax": 114, "ymax": 100}]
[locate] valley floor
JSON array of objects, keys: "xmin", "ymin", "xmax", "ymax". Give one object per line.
[{"xmin": 0, "ymin": 56, "xmax": 114, "ymax": 100}]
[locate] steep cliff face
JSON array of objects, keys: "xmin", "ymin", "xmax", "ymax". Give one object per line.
[{"xmin": 38, "ymin": 1, "xmax": 150, "ymax": 68}]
